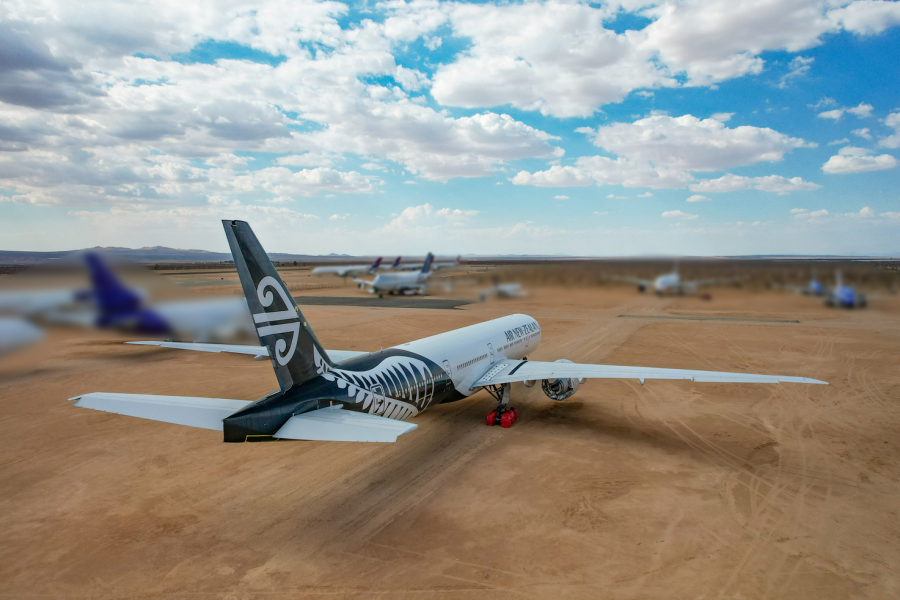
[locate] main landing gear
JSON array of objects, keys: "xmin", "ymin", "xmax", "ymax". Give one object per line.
[{"xmin": 484, "ymin": 382, "xmax": 518, "ymax": 428}]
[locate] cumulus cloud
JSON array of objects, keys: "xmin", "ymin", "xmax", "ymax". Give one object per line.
[
  {"xmin": 879, "ymin": 112, "xmax": 900, "ymax": 148},
  {"xmin": 553, "ymin": 195, "xmax": 569, "ymax": 200},
  {"xmin": 578, "ymin": 114, "xmax": 813, "ymax": 171},
  {"xmin": 822, "ymin": 147, "xmax": 898, "ymax": 174},
  {"xmin": 852, "ymin": 128, "xmax": 873, "ymax": 140},
  {"xmin": 662, "ymin": 210, "xmax": 698, "ymax": 220},
  {"xmin": 817, "ymin": 102, "xmax": 874, "ymax": 120},
  {"xmin": 686, "ymin": 195, "xmax": 711, "ymax": 202},
  {"xmin": 380, "ymin": 203, "xmax": 480, "ymax": 233},
  {"xmin": 689, "ymin": 173, "xmax": 821, "ymax": 194}
]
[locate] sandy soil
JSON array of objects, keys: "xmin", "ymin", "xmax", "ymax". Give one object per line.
[{"xmin": 2, "ymin": 280, "xmax": 900, "ymax": 599}]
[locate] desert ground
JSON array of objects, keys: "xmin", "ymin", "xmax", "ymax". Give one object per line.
[{"xmin": 2, "ymin": 267, "xmax": 900, "ymax": 599}]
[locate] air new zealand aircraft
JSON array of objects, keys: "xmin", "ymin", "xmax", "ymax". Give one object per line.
[{"xmin": 70, "ymin": 220, "xmax": 827, "ymax": 443}]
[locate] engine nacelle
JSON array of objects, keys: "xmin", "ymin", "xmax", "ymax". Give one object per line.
[{"xmin": 540, "ymin": 359, "xmax": 583, "ymax": 401}]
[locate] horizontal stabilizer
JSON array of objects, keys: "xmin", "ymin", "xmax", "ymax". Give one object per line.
[
  {"xmin": 126, "ymin": 341, "xmax": 367, "ymax": 363},
  {"xmin": 474, "ymin": 360, "xmax": 827, "ymax": 387},
  {"xmin": 71, "ymin": 392, "xmax": 251, "ymax": 430},
  {"xmin": 274, "ymin": 405, "xmax": 417, "ymax": 443}
]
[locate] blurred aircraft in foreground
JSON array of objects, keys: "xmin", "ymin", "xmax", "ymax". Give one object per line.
[
  {"xmin": 312, "ymin": 257, "xmax": 383, "ymax": 278},
  {"xmin": 355, "ymin": 253, "xmax": 434, "ymax": 298},
  {"xmin": 0, "ymin": 317, "xmax": 44, "ymax": 355},
  {"xmin": 49, "ymin": 254, "xmax": 254, "ymax": 340},
  {"xmin": 0, "ymin": 283, "xmax": 91, "ymax": 317},
  {"xmin": 614, "ymin": 264, "xmax": 734, "ymax": 296},
  {"xmin": 70, "ymin": 219, "xmax": 827, "ymax": 444}
]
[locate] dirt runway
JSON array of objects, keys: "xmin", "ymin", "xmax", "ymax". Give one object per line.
[{"xmin": 2, "ymin": 282, "xmax": 899, "ymax": 599}]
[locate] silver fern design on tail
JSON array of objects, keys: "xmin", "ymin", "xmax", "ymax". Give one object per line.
[{"xmin": 314, "ymin": 347, "xmax": 438, "ymax": 420}]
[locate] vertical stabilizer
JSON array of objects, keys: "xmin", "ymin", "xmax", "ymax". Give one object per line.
[
  {"xmin": 421, "ymin": 252, "xmax": 435, "ymax": 274},
  {"xmin": 223, "ymin": 220, "xmax": 333, "ymax": 391}
]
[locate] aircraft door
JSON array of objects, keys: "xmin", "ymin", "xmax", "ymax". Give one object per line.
[
  {"xmin": 488, "ymin": 343, "xmax": 495, "ymax": 364},
  {"xmin": 442, "ymin": 360, "xmax": 452, "ymax": 377},
  {"xmin": 370, "ymin": 384, "xmax": 385, "ymax": 415}
]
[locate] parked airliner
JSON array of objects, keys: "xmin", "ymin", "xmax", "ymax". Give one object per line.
[
  {"xmin": 616, "ymin": 264, "xmax": 733, "ymax": 296},
  {"xmin": 354, "ymin": 253, "xmax": 434, "ymax": 297},
  {"xmin": 312, "ymin": 256, "xmax": 383, "ymax": 278},
  {"xmin": 69, "ymin": 220, "xmax": 827, "ymax": 444}
]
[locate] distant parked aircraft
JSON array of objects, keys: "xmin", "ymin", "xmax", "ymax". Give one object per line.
[
  {"xmin": 396, "ymin": 255, "xmax": 460, "ymax": 272},
  {"xmin": 312, "ymin": 257, "xmax": 382, "ymax": 278},
  {"xmin": 355, "ymin": 253, "xmax": 435, "ymax": 298},
  {"xmin": 779, "ymin": 267, "xmax": 825, "ymax": 296},
  {"xmin": 825, "ymin": 270, "xmax": 867, "ymax": 308},
  {"xmin": 69, "ymin": 220, "xmax": 826, "ymax": 445},
  {"xmin": 615, "ymin": 263, "xmax": 734, "ymax": 296}
]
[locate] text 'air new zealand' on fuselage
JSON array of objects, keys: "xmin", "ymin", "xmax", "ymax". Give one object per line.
[{"xmin": 70, "ymin": 221, "xmax": 827, "ymax": 445}]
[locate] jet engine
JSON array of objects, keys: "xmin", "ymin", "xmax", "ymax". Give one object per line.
[{"xmin": 540, "ymin": 359, "xmax": 584, "ymax": 401}]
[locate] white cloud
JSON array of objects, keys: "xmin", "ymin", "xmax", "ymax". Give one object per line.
[
  {"xmin": 403, "ymin": 180, "xmax": 419, "ymax": 185},
  {"xmin": 779, "ymin": 56, "xmax": 814, "ymax": 88},
  {"xmin": 606, "ymin": 193, "xmax": 628, "ymax": 200},
  {"xmin": 817, "ymin": 102, "xmax": 874, "ymax": 121},
  {"xmin": 879, "ymin": 112, "xmax": 900, "ymax": 148},
  {"xmin": 662, "ymin": 210, "xmax": 699, "ymax": 220},
  {"xmin": 790, "ymin": 208, "xmax": 808, "ymax": 214},
  {"xmin": 637, "ymin": 192, "xmax": 653, "ymax": 198},
  {"xmin": 329, "ymin": 214, "xmax": 347, "ymax": 220},
  {"xmin": 818, "ymin": 109, "xmax": 844, "ymax": 120},
  {"xmin": 689, "ymin": 173, "xmax": 821, "ymax": 194},
  {"xmin": 553, "ymin": 195, "xmax": 569, "ymax": 200},
  {"xmin": 511, "ymin": 166, "xmax": 593, "ymax": 187},
  {"xmin": 578, "ymin": 114, "xmax": 813, "ymax": 171},
  {"xmin": 828, "ymin": 138, "xmax": 851, "ymax": 145},
  {"xmin": 852, "ymin": 128, "xmax": 873, "ymax": 140},
  {"xmin": 686, "ymin": 194, "xmax": 711, "ymax": 202},
  {"xmin": 794, "ymin": 208, "xmax": 829, "ymax": 220},
  {"xmin": 846, "ymin": 102, "xmax": 874, "ymax": 118},
  {"xmin": 380, "ymin": 203, "xmax": 480, "ymax": 234},
  {"xmin": 822, "ymin": 150, "xmax": 898, "ymax": 174},
  {"xmin": 711, "ymin": 112, "xmax": 734, "ymax": 122},
  {"xmin": 424, "ymin": 36, "xmax": 442, "ymax": 51},
  {"xmin": 276, "ymin": 153, "xmax": 342, "ymax": 168}
]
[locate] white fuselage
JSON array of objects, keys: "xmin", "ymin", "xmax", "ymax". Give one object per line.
[
  {"xmin": 368, "ymin": 271, "xmax": 430, "ymax": 294},
  {"xmin": 388, "ymin": 313, "xmax": 541, "ymax": 397}
]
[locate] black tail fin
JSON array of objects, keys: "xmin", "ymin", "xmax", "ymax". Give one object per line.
[
  {"xmin": 421, "ymin": 252, "xmax": 434, "ymax": 274},
  {"xmin": 223, "ymin": 220, "xmax": 333, "ymax": 391}
]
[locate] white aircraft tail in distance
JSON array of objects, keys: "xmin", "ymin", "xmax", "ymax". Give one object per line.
[
  {"xmin": 354, "ymin": 253, "xmax": 435, "ymax": 298},
  {"xmin": 70, "ymin": 220, "xmax": 827, "ymax": 446}
]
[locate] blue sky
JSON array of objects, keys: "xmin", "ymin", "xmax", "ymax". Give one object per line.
[{"xmin": 1, "ymin": 0, "xmax": 899, "ymax": 256}]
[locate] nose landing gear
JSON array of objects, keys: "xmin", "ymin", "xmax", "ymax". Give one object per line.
[{"xmin": 484, "ymin": 382, "xmax": 518, "ymax": 427}]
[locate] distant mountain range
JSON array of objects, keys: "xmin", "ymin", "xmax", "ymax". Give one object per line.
[{"xmin": 0, "ymin": 247, "xmax": 354, "ymax": 265}]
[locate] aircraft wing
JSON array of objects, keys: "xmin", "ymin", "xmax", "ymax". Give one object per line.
[
  {"xmin": 71, "ymin": 394, "xmax": 416, "ymax": 442},
  {"xmin": 274, "ymin": 405, "xmax": 417, "ymax": 442},
  {"xmin": 71, "ymin": 392, "xmax": 251, "ymax": 430},
  {"xmin": 473, "ymin": 360, "xmax": 827, "ymax": 387},
  {"xmin": 125, "ymin": 341, "xmax": 368, "ymax": 363}
]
